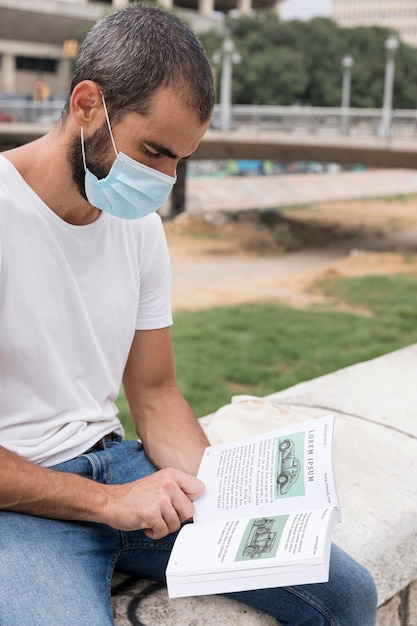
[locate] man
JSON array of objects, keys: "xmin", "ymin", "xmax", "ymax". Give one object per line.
[{"xmin": 0, "ymin": 4, "xmax": 377, "ymax": 624}]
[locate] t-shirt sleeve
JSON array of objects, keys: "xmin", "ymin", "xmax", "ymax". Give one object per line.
[{"xmin": 135, "ymin": 213, "xmax": 173, "ymax": 330}]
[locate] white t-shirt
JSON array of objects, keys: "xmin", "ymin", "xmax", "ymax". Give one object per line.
[{"xmin": 0, "ymin": 155, "xmax": 173, "ymax": 466}]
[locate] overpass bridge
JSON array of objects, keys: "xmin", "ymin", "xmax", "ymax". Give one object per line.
[
  {"xmin": 195, "ymin": 129, "xmax": 417, "ymax": 169},
  {"xmin": 1, "ymin": 123, "xmax": 417, "ymax": 169},
  {"xmin": 1, "ymin": 101, "xmax": 417, "ymax": 168},
  {"xmin": 2, "ymin": 101, "xmax": 417, "ymax": 213}
]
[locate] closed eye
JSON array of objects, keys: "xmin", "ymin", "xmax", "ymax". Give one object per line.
[
  {"xmin": 141, "ymin": 140, "xmax": 179, "ymax": 161},
  {"xmin": 143, "ymin": 145, "xmax": 160, "ymax": 158}
]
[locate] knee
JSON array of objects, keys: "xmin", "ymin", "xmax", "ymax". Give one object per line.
[
  {"xmin": 328, "ymin": 544, "xmax": 378, "ymax": 626},
  {"xmin": 347, "ymin": 564, "xmax": 378, "ymax": 625}
]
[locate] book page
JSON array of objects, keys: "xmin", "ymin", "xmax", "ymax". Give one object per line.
[
  {"xmin": 167, "ymin": 507, "xmax": 338, "ymax": 597},
  {"xmin": 194, "ymin": 414, "xmax": 338, "ymax": 524}
]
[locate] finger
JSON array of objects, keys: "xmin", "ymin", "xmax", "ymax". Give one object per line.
[
  {"xmin": 146, "ymin": 491, "xmax": 194, "ymax": 539},
  {"xmin": 143, "ymin": 515, "xmax": 170, "ymax": 540},
  {"xmin": 144, "ymin": 495, "xmax": 184, "ymax": 539},
  {"xmin": 144, "ymin": 526, "xmax": 167, "ymax": 540},
  {"xmin": 171, "ymin": 490, "xmax": 195, "ymax": 524},
  {"xmin": 155, "ymin": 468, "xmax": 205, "ymax": 502},
  {"xmin": 144, "ymin": 510, "xmax": 180, "ymax": 540},
  {"xmin": 176, "ymin": 474, "xmax": 206, "ymax": 501}
]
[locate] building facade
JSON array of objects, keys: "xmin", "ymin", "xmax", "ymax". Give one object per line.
[
  {"xmin": 0, "ymin": 0, "xmax": 131, "ymax": 99},
  {"xmin": 331, "ymin": 0, "xmax": 417, "ymax": 47},
  {"xmin": 0, "ymin": 0, "xmax": 281, "ymax": 100}
]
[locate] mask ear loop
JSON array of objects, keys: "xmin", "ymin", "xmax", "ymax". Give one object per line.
[
  {"xmin": 80, "ymin": 91, "xmax": 118, "ymax": 172},
  {"xmin": 100, "ymin": 91, "xmax": 118, "ymax": 158},
  {"xmin": 80, "ymin": 126, "xmax": 87, "ymax": 172}
]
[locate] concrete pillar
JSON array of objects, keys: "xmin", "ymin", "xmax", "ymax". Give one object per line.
[
  {"xmin": 1, "ymin": 54, "xmax": 17, "ymax": 94},
  {"xmin": 170, "ymin": 160, "xmax": 187, "ymax": 217},
  {"xmin": 158, "ymin": 0, "xmax": 174, "ymax": 9},
  {"xmin": 199, "ymin": 0, "xmax": 215, "ymax": 17},
  {"xmin": 273, "ymin": 0, "xmax": 282, "ymax": 16},
  {"xmin": 237, "ymin": 0, "xmax": 252, "ymax": 15},
  {"xmin": 56, "ymin": 58, "xmax": 73, "ymax": 97}
]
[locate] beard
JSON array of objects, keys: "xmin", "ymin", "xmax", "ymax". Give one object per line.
[{"xmin": 67, "ymin": 122, "xmax": 113, "ymax": 201}]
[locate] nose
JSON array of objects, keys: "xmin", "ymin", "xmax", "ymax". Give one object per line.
[
  {"xmin": 154, "ymin": 155, "xmax": 178, "ymax": 179},
  {"xmin": 163, "ymin": 161, "xmax": 178, "ymax": 178}
]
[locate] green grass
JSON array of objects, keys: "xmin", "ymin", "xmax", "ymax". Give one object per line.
[{"xmin": 116, "ymin": 273, "xmax": 417, "ymax": 436}]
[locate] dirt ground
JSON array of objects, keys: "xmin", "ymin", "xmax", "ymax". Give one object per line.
[{"xmin": 163, "ymin": 195, "xmax": 417, "ymax": 312}]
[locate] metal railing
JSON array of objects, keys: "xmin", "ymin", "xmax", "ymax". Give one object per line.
[
  {"xmin": 0, "ymin": 97, "xmax": 66, "ymax": 124},
  {"xmin": 211, "ymin": 104, "xmax": 417, "ymax": 139},
  {"xmin": 1, "ymin": 97, "xmax": 417, "ymax": 139}
]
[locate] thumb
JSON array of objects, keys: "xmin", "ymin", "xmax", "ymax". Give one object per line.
[{"xmin": 178, "ymin": 474, "xmax": 206, "ymax": 501}]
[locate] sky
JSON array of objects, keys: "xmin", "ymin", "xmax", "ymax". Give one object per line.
[{"xmin": 280, "ymin": 0, "xmax": 331, "ymax": 20}]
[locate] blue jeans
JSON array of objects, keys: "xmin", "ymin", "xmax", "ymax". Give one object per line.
[{"xmin": 0, "ymin": 440, "xmax": 377, "ymax": 625}]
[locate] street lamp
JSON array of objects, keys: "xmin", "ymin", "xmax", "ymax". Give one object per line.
[
  {"xmin": 213, "ymin": 37, "xmax": 241, "ymax": 131},
  {"xmin": 340, "ymin": 54, "xmax": 353, "ymax": 135},
  {"xmin": 379, "ymin": 34, "xmax": 399, "ymax": 139}
]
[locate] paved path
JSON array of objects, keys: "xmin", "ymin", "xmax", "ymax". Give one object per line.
[
  {"xmin": 165, "ymin": 168, "xmax": 417, "ymax": 311},
  {"xmin": 184, "ymin": 168, "xmax": 417, "ymax": 213},
  {"xmin": 170, "ymin": 246, "xmax": 350, "ymax": 312}
]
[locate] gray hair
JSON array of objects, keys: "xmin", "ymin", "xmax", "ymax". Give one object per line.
[{"xmin": 63, "ymin": 3, "xmax": 215, "ymax": 123}]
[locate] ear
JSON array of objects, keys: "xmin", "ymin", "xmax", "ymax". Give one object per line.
[{"xmin": 70, "ymin": 80, "xmax": 103, "ymax": 128}]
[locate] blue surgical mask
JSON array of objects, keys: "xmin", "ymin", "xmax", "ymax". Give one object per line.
[{"xmin": 81, "ymin": 93, "xmax": 177, "ymax": 220}]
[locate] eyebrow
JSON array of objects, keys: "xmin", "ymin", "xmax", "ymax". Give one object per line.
[{"xmin": 144, "ymin": 140, "xmax": 193, "ymax": 161}]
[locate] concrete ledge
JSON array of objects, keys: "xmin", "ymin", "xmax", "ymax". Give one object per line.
[
  {"xmin": 265, "ymin": 343, "xmax": 417, "ymax": 608},
  {"xmin": 112, "ymin": 344, "xmax": 417, "ymax": 625},
  {"xmin": 111, "ymin": 574, "xmax": 275, "ymax": 625}
]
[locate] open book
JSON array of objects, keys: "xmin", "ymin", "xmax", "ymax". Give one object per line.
[{"xmin": 166, "ymin": 414, "xmax": 340, "ymax": 598}]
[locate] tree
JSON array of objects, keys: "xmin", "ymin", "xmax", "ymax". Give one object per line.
[{"xmin": 200, "ymin": 14, "xmax": 417, "ymax": 109}]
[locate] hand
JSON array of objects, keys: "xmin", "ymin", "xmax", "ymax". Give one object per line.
[{"xmin": 102, "ymin": 468, "xmax": 205, "ymax": 539}]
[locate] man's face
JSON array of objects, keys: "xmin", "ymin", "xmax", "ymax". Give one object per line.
[{"xmin": 67, "ymin": 86, "xmax": 210, "ymax": 202}]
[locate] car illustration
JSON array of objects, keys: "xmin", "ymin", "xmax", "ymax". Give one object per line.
[
  {"xmin": 277, "ymin": 438, "xmax": 301, "ymax": 495},
  {"xmin": 243, "ymin": 518, "xmax": 277, "ymax": 559}
]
